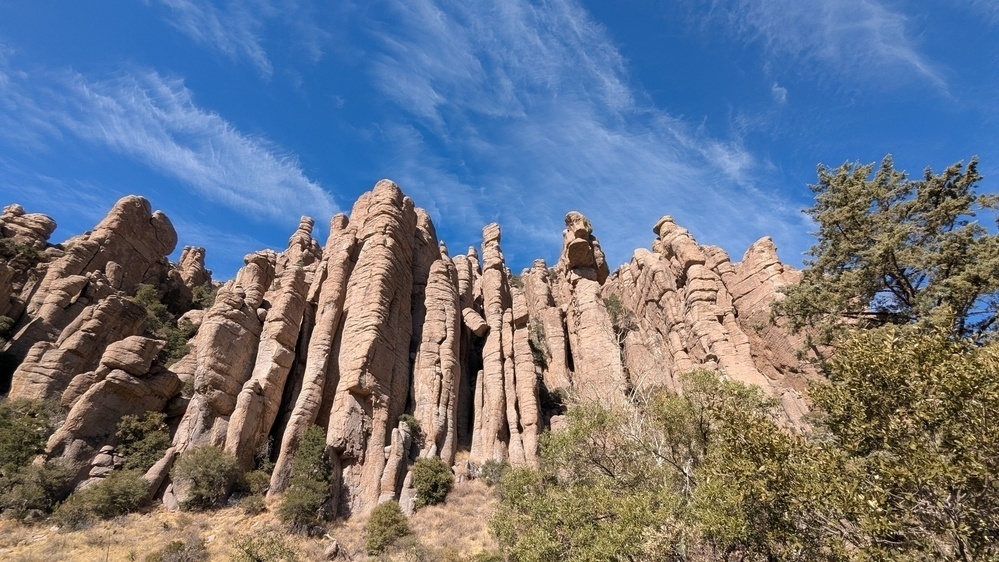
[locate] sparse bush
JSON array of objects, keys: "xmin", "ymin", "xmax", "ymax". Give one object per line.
[
  {"xmin": 0, "ymin": 399, "xmax": 56, "ymax": 471},
  {"xmin": 132, "ymin": 284, "xmax": 170, "ymax": 334},
  {"xmin": 191, "ymin": 284, "xmax": 217, "ymax": 310},
  {"xmin": 365, "ymin": 501, "xmax": 410, "ymax": 555},
  {"xmin": 163, "ymin": 319, "xmax": 197, "ymax": 366},
  {"xmin": 116, "ymin": 411, "xmax": 171, "ymax": 472},
  {"xmin": 397, "ymin": 413, "xmax": 424, "ymax": 448},
  {"xmin": 54, "ymin": 469, "xmax": 148, "ymax": 527},
  {"xmin": 412, "ymin": 457, "xmax": 453, "ymax": 508},
  {"xmin": 130, "ymin": 284, "xmax": 198, "ymax": 366},
  {"xmin": 144, "ymin": 533, "xmax": 209, "ymax": 562},
  {"xmin": 479, "ymin": 459, "xmax": 508, "ymax": 487},
  {"xmin": 242, "ymin": 469, "xmax": 271, "ymax": 496},
  {"xmin": 230, "ymin": 531, "xmax": 300, "ymax": 562},
  {"xmin": 278, "ymin": 425, "xmax": 332, "ymax": 534},
  {"xmin": 241, "ymin": 494, "xmax": 266, "ymax": 516},
  {"xmin": 0, "ymin": 238, "xmax": 42, "ymax": 270},
  {"xmin": 0, "ymin": 315, "xmax": 13, "ymax": 340},
  {"xmin": 172, "ymin": 446, "xmax": 241, "ymax": 510},
  {"xmin": 527, "ymin": 318, "xmax": 549, "ymax": 369},
  {"xmin": 0, "ymin": 460, "xmax": 72, "ymax": 520},
  {"xmin": 509, "ymin": 274, "xmax": 524, "ymax": 289},
  {"xmin": 0, "ymin": 399, "xmax": 67, "ymax": 519}
]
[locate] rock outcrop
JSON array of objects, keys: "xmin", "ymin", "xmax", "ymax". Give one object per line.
[
  {"xmin": 600, "ymin": 217, "xmax": 814, "ymax": 424},
  {"xmin": 1, "ymin": 203, "xmax": 56, "ymax": 250},
  {"xmin": 0, "ymin": 182, "xmax": 818, "ymax": 520},
  {"xmin": 47, "ymin": 336, "xmax": 182, "ymax": 486},
  {"xmin": 6, "ymin": 196, "xmax": 176, "ymax": 362}
]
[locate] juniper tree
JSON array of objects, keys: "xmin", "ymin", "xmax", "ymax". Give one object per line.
[{"xmin": 776, "ymin": 155, "xmax": 999, "ymax": 341}]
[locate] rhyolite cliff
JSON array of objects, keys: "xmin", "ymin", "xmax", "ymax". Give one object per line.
[{"xmin": 0, "ymin": 180, "xmax": 817, "ymax": 517}]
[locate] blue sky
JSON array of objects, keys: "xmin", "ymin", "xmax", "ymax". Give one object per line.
[{"xmin": 1, "ymin": 1, "xmax": 997, "ymax": 278}]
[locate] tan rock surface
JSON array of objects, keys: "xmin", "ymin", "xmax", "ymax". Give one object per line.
[
  {"xmin": 326, "ymin": 180, "xmax": 416, "ymax": 515},
  {"xmin": 225, "ymin": 264, "xmax": 308, "ymax": 470},
  {"xmin": 9, "ymin": 295, "xmax": 147, "ymax": 401},
  {"xmin": 46, "ymin": 336, "xmax": 181, "ymax": 484},
  {"xmin": 177, "ymin": 246, "xmax": 212, "ymax": 288},
  {"xmin": 412, "ymin": 255, "xmax": 461, "ymax": 463},
  {"xmin": 173, "ymin": 252, "xmax": 274, "ymax": 450},
  {"xmin": 270, "ymin": 214, "xmax": 356, "ymax": 494},
  {"xmin": 0, "ymin": 203, "xmax": 56, "ymax": 249}
]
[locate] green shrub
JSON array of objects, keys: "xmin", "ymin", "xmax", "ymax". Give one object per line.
[
  {"xmin": 412, "ymin": 457, "xmax": 453, "ymax": 508},
  {"xmin": 365, "ymin": 501, "xmax": 410, "ymax": 555},
  {"xmin": 278, "ymin": 425, "xmax": 332, "ymax": 534},
  {"xmin": 0, "ymin": 460, "xmax": 72, "ymax": 520},
  {"xmin": 230, "ymin": 531, "xmax": 299, "ymax": 562},
  {"xmin": 241, "ymin": 494, "xmax": 266, "ymax": 516},
  {"xmin": 0, "ymin": 399, "xmax": 55, "ymax": 471},
  {"xmin": 132, "ymin": 284, "xmax": 170, "ymax": 334},
  {"xmin": 479, "ymin": 459, "xmax": 508, "ymax": 487},
  {"xmin": 0, "ymin": 315, "xmax": 13, "ymax": 339},
  {"xmin": 191, "ymin": 284, "xmax": 217, "ymax": 310},
  {"xmin": 242, "ymin": 469, "xmax": 271, "ymax": 496},
  {"xmin": 53, "ymin": 469, "xmax": 148, "ymax": 528},
  {"xmin": 397, "ymin": 413, "xmax": 424, "ymax": 448},
  {"xmin": 172, "ymin": 446, "xmax": 241, "ymax": 510},
  {"xmin": 116, "ymin": 411, "xmax": 171, "ymax": 472},
  {"xmin": 129, "ymin": 284, "xmax": 198, "ymax": 366},
  {"xmin": 163, "ymin": 320, "xmax": 197, "ymax": 366}
]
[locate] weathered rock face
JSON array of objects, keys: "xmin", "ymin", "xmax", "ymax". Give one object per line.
[
  {"xmin": 520, "ymin": 212, "xmax": 625, "ymax": 405},
  {"xmin": 1, "ymin": 183, "xmax": 817, "ymax": 520},
  {"xmin": 1, "ymin": 203, "xmax": 57, "ymax": 250},
  {"xmin": 177, "ymin": 246, "xmax": 212, "ymax": 289},
  {"xmin": 47, "ymin": 336, "xmax": 182, "ymax": 486},
  {"xmin": 9, "ymin": 295, "xmax": 148, "ymax": 401},
  {"xmin": 172, "ymin": 251, "xmax": 276, "ymax": 450},
  {"xmin": 411, "ymin": 246, "xmax": 461, "ymax": 463},
  {"xmin": 5, "ymin": 196, "xmax": 176, "ymax": 362},
  {"xmin": 600, "ymin": 217, "xmax": 814, "ymax": 424}
]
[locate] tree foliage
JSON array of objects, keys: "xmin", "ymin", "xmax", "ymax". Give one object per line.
[
  {"xmin": 130, "ymin": 284, "xmax": 197, "ymax": 365},
  {"xmin": 0, "ymin": 399, "xmax": 55, "ymax": 472},
  {"xmin": 278, "ymin": 425, "xmax": 333, "ymax": 534},
  {"xmin": 412, "ymin": 456, "xmax": 453, "ymax": 508},
  {"xmin": 365, "ymin": 501, "xmax": 410, "ymax": 555},
  {"xmin": 171, "ymin": 446, "xmax": 241, "ymax": 511},
  {"xmin": 53, "ymin": 469, "xmax": 149, "ymax": 527},
  {"xmin": 493, "ymin": 338, "xmax": 999, "ymax": 561},
  {"xmin": 776, "ymin": 155, "xmax": 999, "ymax": 340},
  {"xmin": 809, "ymin": 328, "xmax": 999, "ymax": 560},
  {"xmin": 116, "ymin": 411, "xmax": 171, "ymax": 472}
]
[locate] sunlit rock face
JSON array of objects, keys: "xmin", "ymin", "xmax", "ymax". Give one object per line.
[{"xmin": 0, "ymin": 183, "xmax": 816, "ymax": 516}]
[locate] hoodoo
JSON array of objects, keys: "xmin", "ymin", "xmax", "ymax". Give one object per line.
[{"xmin": 0, "ymin": 181, "xmax": 816, "ymax": 517}]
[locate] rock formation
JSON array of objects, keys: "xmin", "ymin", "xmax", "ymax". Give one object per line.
[
  {"xmin": 1, "ymin": 203, "xmax": 56, "ymax": 250},
  {"xmin": 0, "ymin": 182, "xmax": 817, "ymax": 521}
]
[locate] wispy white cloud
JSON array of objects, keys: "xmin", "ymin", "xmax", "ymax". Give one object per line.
[
  {"xmin": 157, "ymin": 0, "xmax": 273, "ymax": 76},
  {"xmin": 771, "ymin": 82, "xmax": 788, "ymax": 105},
  {"xmin": 701, "ymin": 0, "xmax": 946, "ymax": 92},
  {"xmin": 153, "ymin": 0, "xmax": 330, "ymax": 77},
  {"xmin": 358, "ymin": 0, "xmax": 811, "ymax": 267},
  {"xmin": 0, "ymin": 61, "xmax": 337, "ymax": 227},
  {"xmin": 958, "ymin": 0, "xmax": 999, "ymax": 24}
]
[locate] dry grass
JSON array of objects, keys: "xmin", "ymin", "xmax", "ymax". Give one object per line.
[
  {"xmin": 0, "ymin": 496, "xmax": 327, "ymax": 561},
  {"xmin": 406, "ymin": 479, "xmax": 497, "ymax": 554},
  {"xmin": 0, "ymin": 478, "xmax": 500, "ymax": 561}
]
